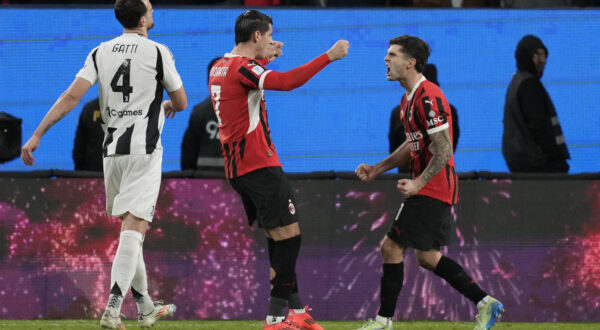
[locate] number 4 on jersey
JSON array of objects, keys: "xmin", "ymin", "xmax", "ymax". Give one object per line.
[{"xmin": 111, "ymin": 59, "xmax": 133, "ymax": 102}]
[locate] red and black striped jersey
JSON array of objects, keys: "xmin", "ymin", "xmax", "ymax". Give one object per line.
[
  {"xmin": 399, "ymin": 77, "xmax": 458, "ymax": 205},
  {"xmin": 208, "ymin": 54, "xmax": 280, "ymax": 178}
]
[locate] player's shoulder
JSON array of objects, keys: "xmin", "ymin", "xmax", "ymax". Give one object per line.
[
  {"xmin": 419, "ymin": 80, "xmax": 446, "ymax": 100},
  {"xmin": 145, "ymin": 39, "xmax": 172, "ymax": 55}
]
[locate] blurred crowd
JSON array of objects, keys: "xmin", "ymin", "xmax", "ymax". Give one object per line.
[{"xmin": 2, "ymin": 0, "xmax": 600, "ymax": 8}]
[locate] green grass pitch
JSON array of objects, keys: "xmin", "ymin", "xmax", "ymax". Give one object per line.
[{"xmin": 0, "ymin": 320, "xmax": 598, "ymax": 330}]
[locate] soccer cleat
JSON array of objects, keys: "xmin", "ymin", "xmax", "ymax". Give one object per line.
[
  {"xmin": 357, "ymin": 318, "xmax": 392, "ymax": 330},
  {"xmin": 138, "ymin": 300, "xmax": 176, "ymax": 328},
  {"xmin": 288, "ymin": 306, "xmax": 324, "ymax": 330},
  {"xmin": 100, "ymin": 309, "xmax": 126, "ymax": 330},
  {"xmin": 474, "ymin": 297, "xmax": 505, "ymax": 330},
  {"xmin": 263, "ymin": 319, "xmax": 302, "ymax": 330}
]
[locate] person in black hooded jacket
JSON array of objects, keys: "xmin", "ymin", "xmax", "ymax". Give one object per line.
[{"xmin": 502, "ymin": 34, "xmax": 570, "ymax": 173}]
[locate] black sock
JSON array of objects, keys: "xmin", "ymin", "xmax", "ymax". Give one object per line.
[
  {"xmin": 110, "ymin": 282, "xmax": 122, "ymax": 297},
  {"xmin": 433, "ymin": 256, "xmax": 487, "ymax": 305},
  {"xmin": 288, "ymin": 275, "xmax": 304, "ymax": 310},
  {"xmin": 131, "ymin": 287, "xmax": 143, "ymax": 303},
  {"xmin": 268, "ymin": 238, "xmax": 303, "ymax": 310},
  {"xmin": 267, "ymin": 237, "xmax": 275, "ymax": 263},
  {"xmin": 270, "ymin": 235, "xmax": 302, "ymax": 305},
  {"xmin": 378, "ymin": 263, "xmax": 404, "ymax": 318},
  {"xmin": 267, "ymin": 297, "xmax": 289, "ymax": 319}
]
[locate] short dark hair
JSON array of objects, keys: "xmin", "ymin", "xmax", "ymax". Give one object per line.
[
  {"xmin": 235, "ymin": 10, "xmax": 273, "ymax": 45},
  {"xmin": 389, "ymin": 35, "xmax": 431, "ymax": 73},
  {"xmin": 114, "ymin": 0, "xmax": 147, "ymax": 29}
]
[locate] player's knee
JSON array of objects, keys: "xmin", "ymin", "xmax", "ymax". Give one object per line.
[
  {"xmin": 380, "ymin": 239, "xmax": 402, "ymax": 262},
  {"xmin": 416, "ymin": 254, "xmax": 436, "ymax": 270}
]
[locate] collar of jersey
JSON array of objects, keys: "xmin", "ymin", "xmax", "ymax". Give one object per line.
[
  {"xmin": 122, "ymin": 32, "xmax": 146, "ymax": 38},
  {"xmin": 406, "ymin": 75, "xmax": 426, "ymax": 101}
]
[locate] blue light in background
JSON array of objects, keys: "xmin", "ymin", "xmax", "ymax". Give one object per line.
[{"xmin": 1, "ymin": 8, "xmax": 598, "ymax": 173}]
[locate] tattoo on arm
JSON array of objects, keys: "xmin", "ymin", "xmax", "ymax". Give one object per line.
[
  {"xmin": 416, "ymin": 129, "xmax": 453, "ymax": 186},
  {"xmin": 41, "ymin": 109, "xmax": 68, "ymax": 135}
]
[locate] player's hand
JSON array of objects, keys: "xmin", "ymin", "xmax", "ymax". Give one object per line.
[
  {"xmin": 327, "ymin": 40, "xmax": 350, "ymax": 61},
  {"xmin": 397, "ymin": 179, "xmax": 422, "ymax": 198},
  {"xmin": 21, "ymin": 135, "xmax": 40, "ymax": 166},
  {"xmin": 163, "ymin": 100, "xmax": 176, "ymax": 119},
  {"xmin": 355, "ymin": 163, "xmax": 378, "ymax": 182},
  {"xmin": 267, "ymin": 40, "xmax": 283, "ymax": 62}
]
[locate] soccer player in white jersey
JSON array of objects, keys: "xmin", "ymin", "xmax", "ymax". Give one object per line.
[{"xmin": 21, "ymin": 0, "xmax": 187, "ymax": 328}]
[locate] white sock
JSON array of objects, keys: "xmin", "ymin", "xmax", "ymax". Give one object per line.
[
  {"xmin": 131, "ymin": 245, "xmax": 155, "ymax": 315},
  {"xmin": 107, "ymin": 230, "xmax": 143, "ymax": 312},
  {"xmin": 376, "ymin": 314, "xmax": 392, "ymax": 327},
  {"xmin": 477, "ymin": 295, "xmax": 491, "ymax": 309},
  {"xmin": 265, "ymin": 315, "xmax": 286, "ymax": 325},
  {"xmin": 293, "ymin": 308, "xmax": 306, "ymax": 314},
  {"xmin": 105, "ymin": 294, "xmax": 124, "ymax": 316}
]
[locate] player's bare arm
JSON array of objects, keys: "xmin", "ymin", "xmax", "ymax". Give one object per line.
[
  {"xmin": 21, "ymin": 77, "xmax": 91, "ymax": 166},
  {"xmin": 356, "ymin": 140, "xmax": 411, "ymax": 182},
  {"xmin": 397, "ymin": 129, "xmax": 452, "ymax": 197},
  {"xmin": 163, "ymin": 86, "xmax": 188, "ymax": 119}
]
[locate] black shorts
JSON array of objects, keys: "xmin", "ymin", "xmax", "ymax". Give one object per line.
[
  {"xmin": 386, "ymin": 195, "xmax": 451, "ymax": 251},
  {"xmin": 229, "ymin": 166, "xmax": 299, "ymax": 230}
]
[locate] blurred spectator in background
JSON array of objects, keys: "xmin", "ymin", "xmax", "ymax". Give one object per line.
[
  {"xmin": 73, "ymin": 97, "xmax": 103, "ymax": 172},
  {"xmin": 502, "ymin": 34, "xmax": 570, "ymax": 173},
  {"xmin": 389, "ymin": 63, "xmax": 459, "ymax": 172},
  {"xmin": 180, "ymin": 57, "xmax": 224, "ymax": 172}
]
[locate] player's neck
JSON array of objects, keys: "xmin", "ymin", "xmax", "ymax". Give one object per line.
[
  {"xmin": 231, "ymin": 43, "xmax": 259, "ymax": 59},
  {"xmin": 400, "ymin": 72, "xmax": 424, "ymax": 94},
  {"xmin": 123, "ymin": 27, "xmax": 148, "ymax": 38}
]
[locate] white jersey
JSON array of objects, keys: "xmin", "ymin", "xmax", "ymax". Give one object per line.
[{"xmin": 77, "ymin": 33, "xmax": 182, "ymax": 156}]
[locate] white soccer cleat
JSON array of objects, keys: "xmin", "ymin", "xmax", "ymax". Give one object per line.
[
  {"xmin": 138, "ymin": 301, "xmax": 176, "ymax": 328},
  {"xmin": 100, "ymin": 309, "xmax": 126, "ymax": 329}
]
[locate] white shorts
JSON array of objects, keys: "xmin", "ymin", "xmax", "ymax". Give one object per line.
[{"xmin": 103, "ymin": 149, "xmax": 162, "ymax": 222}]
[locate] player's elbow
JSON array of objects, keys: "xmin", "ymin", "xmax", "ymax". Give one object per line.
[
  {"xmin": 168, "ymin": 87, "xmax": 188, "ymax": 111},
  {"xmin": 281, "ymin": 80, "xmax": 301, "ymax": 91},
  {"xmin": 172, "ymin": 99, "xmax": 187, "ymax": 112}
]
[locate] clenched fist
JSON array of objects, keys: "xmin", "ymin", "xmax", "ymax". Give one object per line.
[{"xmin": 327, "ymin": 40, "xmax": 350, "ymax": 61}]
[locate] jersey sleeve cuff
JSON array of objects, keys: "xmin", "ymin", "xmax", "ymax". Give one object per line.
[
  {"xmin": 259, "ymin": 70, "xmax": 271, "ymax": 90},
  {"xmin": 426, "ymin": 122, "xmax": 449, "ymax": 135},
  {"xmin": 75, "ymin": 73, "xmax": 96, "ymax": 86}
]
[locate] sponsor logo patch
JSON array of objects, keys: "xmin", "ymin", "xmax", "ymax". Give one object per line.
[{"xmin": 251, "ymin": 65, "xmax": 265, "ymax": 76}]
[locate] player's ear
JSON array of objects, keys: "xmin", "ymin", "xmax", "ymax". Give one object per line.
[
  {"xmin": 253, "ymin": 30, "xmax": 261, "ymax": 43},
  {"xmin": 408, "ymin": 57, "xmax": 416, "ymax": 69},
  {"xmin": 139, "ymin": 16, "xmax": 145, "ymax": 28}
]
